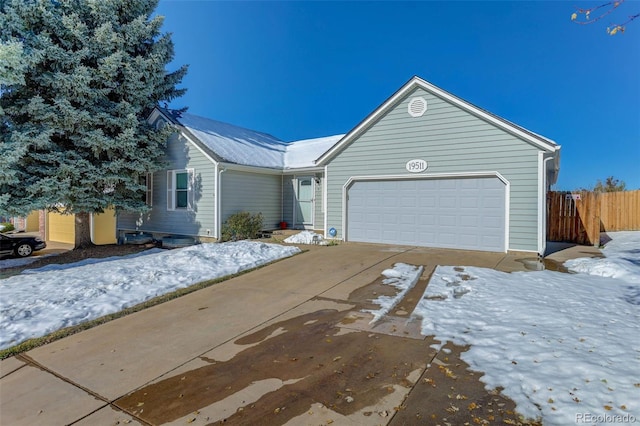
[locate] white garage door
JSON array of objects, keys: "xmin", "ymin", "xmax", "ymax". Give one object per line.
[{"xmin": 346, "ymin": 177, "xmax": 506, "ymax": 252}]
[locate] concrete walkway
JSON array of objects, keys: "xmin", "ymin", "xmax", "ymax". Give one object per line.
[{"xmin": 0, "ymin": 243, "xmax": 598, "ymax": 425}]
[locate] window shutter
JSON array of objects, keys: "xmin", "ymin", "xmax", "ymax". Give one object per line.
[
  {"xmin": 167, "ymin": 170, "xmax": 175, "ymax": 210},
  {"xmin": 146, "ymin": 172, "xmax": 153, "ymax": 206}
]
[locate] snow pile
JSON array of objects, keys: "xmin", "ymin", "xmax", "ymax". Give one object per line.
[
  {"xmin": 20, "ymin": 249, "xmax": 164, "ymax": 274},
  {"xmin": 565, "ymin": 231, "xmax": 640, "ymax": 283},
  {"xmin": 364, "ymin": 263, "xmax": 423, "ymax": 324},
  {"xmin": 283, "ymin": 231, "xmax": 327, "ymax": 245},
  {"xmin": 413, "ymin": 232, "xmax": 640, "ymax": 425},
  {"xmin": 0, "ymin": 241, "xmax": 300, "ymax": 350},
  {"xmin": 0, "ymin": 255, "xmax": 47, "ymax": 269}
]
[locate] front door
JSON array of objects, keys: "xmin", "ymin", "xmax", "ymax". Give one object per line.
[{"xmin": 295, "ymin": 176, "xmax": 314, "ymax": 228}]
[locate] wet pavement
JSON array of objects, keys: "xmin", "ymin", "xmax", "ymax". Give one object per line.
[{"xmin": 0, "ymin": 243, "xmax": 594, "ymax": 425}]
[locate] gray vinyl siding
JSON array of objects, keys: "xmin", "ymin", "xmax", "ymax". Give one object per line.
[
  {"xmin": 325, "ymin": 87, "xmax": 541, "ymax": 252},
  {"xmin": 282, "ymin": 175, "xmax": 294, "ymax": 227},
  {"xmin": 117, "ymin": 132, "xmax": 217, "ymax": 237},
  {"xmin": 221, "ymin": 170, "xmax": 282, "ymax": 230}
]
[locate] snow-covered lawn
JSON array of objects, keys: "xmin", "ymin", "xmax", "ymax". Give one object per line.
[
  {"xmin": 0, "ymin": 241, "xmax": 300, "ymax": 350},
  {"xmin": 410, "ymin": 231, "xmax": 640, "ymax": 425}
]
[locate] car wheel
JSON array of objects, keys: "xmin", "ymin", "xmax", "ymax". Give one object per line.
[{"xmin": 15, "ymin": 243, "xmax": 33, "ymax": 257}]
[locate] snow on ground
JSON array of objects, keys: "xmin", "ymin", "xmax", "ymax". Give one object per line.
[
  {"xmin": 1, "ymin": 229, "xmax": 639, "ymax": 423},
  {"xmin": 283, "ymin": 230, "xmax": 327, "ymax": 245},
  {"xmin": 0, "ymin": 254, "xmax": 53, "ymax": 269},
  {"xmin": 413, "ymin": 231, "xmax": 640, "ymax": 425},
  {"xmin": 565, "ymin": 231, "xmax": 640, "ymax": 283},
  {"xmin": 0, "ymin": 242, "xmax": 300, "ymax": 350},
  {"xmin": 363, "ymin": 263, "xmax": 423, "ymax": 324}
]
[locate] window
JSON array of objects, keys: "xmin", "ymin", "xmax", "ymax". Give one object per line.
[
  {"xmin": 141, "ymin": 173, "xmax": 153, "ymax": 206},
  {"xmin": 167, "ymin": 169, "xmax": 194, "ymax": 210}
]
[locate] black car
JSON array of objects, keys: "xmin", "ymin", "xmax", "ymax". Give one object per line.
[{"xmin": 0, "ymin": 233, "xmax": 47, "ymax": 258}]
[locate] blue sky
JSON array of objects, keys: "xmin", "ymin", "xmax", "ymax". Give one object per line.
[{"xmin": 155, "ymin": 1, "xmax": 639, "ymax": 191}]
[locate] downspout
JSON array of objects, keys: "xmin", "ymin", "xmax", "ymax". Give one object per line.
[
  {"xmin": 214, "ymin": 163, "xmax": 218, "ymax": 238},
  {"xmin": 216, "ymin": 166, "xmax": 226, "ymax": 240},
  {"xmin": 540, "ymin": 155, "xmax": 555, "ymax": 256},
  {"xmin": 323, "ymin": 165, "xmax": 329, "ymax": 236}
]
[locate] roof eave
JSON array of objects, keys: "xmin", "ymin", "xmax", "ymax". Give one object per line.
[{"xmin": 316, "ymin": 76, "xmax": 559, "ymax": 165}]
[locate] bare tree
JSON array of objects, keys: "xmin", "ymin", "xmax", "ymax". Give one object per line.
[{"xmin": 571, "ymin": 0, "xmax": 639, "ymax": 35}]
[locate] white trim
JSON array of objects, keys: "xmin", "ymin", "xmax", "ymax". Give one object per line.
[
  {"xmin": 219, "ymin": 162, "xmax": 283, "ymax": 175},
  {"xmin": 317, "ymin": 76, "xmax": 559, "ymax": 165},
  {"xmin": 179, "ymin": 133, "xmax": 219, "ymax": 165},
  {"xmin": 282, "ymin": 166, "xmax": 325, "ymax": 174},
  {"xmin": 153, "ymin": 108, "xmax": 220, "ymax": 165},
  {"xmin": 341, "ymin": 171, "xmax": 510, "ymax": 252}
]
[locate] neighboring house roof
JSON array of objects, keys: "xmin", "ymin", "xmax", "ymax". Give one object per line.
[
  {"xmin": 316, "ymin": 76, "xmax": 560, "ymax": 165},
  {"xmin": 161, "ymin": 109, "xmax": 344, "ymax": 170}
]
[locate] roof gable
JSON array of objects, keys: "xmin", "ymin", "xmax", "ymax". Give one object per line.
[{"xmin": 316, "ymin": 76, "xmax": 559, "ymax": 165}]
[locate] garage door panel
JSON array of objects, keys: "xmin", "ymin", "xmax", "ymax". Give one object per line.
[
  {"xmin": 347, "ymin": 177, "xmax": 506, "ymax": 252},
  {"xmin": 483, "ymin": 214, "xmax": 503, "ymax": 227},
  {"xmin": 438, "ymin": 196, "xmax": 457, "ymax": 208},
  {"xmin": 439, "ymin": 215, "xmax": 456, "ymax": 226},
  {"xmin": 438, "ymin": 180, "xmax": 456, "ymax": 189},
  {"xmin": 419, "ymin": 215, "xmax": 436, "ymax": 226},
  {"xmin": 483, "ymin": 234, "xmax": 502, "ymax": 245},
  {"xmin": 365, "ymin": 213, "xmax": 381, "ymax": 223},
  {"xmin": 460, "ymin": 234, "xmax": 479, "ymax": 246},
  {"xmin": 419, "ymin": 232, "xmax": 437, "ymax": 244},
  {"xmin": 399, "ymin": 214, "xmax": 416, "ymax": 225},
  {"xmin": 460, "ymin": 197, "xmax": 479, "ymax": 208},
  {"xmin": 460, "ymin": 215, "xmax": 478, "ymax": 227}
]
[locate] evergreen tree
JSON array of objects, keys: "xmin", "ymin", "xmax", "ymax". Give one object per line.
[{"xmin": 0, "ymin": 0, "xmax": 187, "ymax": 248}]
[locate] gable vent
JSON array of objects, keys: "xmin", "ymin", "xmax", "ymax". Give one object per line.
[{"xmin": 408, "ymin": 96, "xmax": 427, "ymax": 117}]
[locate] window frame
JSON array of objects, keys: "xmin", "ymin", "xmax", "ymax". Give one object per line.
[{"xmin": 167, "ymin": 169, "xmax": 194, "ymax": 211}]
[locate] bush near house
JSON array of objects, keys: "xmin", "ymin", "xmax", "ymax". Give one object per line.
[
  {"xmin": 0, "ymin": 223, "xmax": 15, "ymax": 232},
  {"xmin": 221, "ymin": 212, "xmax": 264, "ymax": 242}
]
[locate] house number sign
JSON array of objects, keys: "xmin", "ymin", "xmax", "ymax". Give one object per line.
[{"xmin": 405, "ymin": 159, "xmax": 428, "ymax": 173}]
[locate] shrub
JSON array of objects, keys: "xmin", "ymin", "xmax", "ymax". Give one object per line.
[
  {"xmin": 0, "ymin": 222, "xmax": 15, "ymax": 232},
  {"xmin": 221, "ymin": 212, "xmax": 263, "ymax": 242}
]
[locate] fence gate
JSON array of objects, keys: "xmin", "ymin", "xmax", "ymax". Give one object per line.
[
  {"xmin": 547, "ymin": 192, "xmax": 600, "ymax": 246},
  {"xmin": 547, "ymin": 190, "xmax": 640, "ymax": 246}
]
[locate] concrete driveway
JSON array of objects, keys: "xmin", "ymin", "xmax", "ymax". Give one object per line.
[{"xmin": 0, "ymin": 243, "xmax": 565, "ymax": 425}]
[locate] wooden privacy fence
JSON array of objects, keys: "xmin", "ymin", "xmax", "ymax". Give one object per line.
[{"xmin": 547, "ymin": 190, "xmax": 640, "ymax": 245}]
